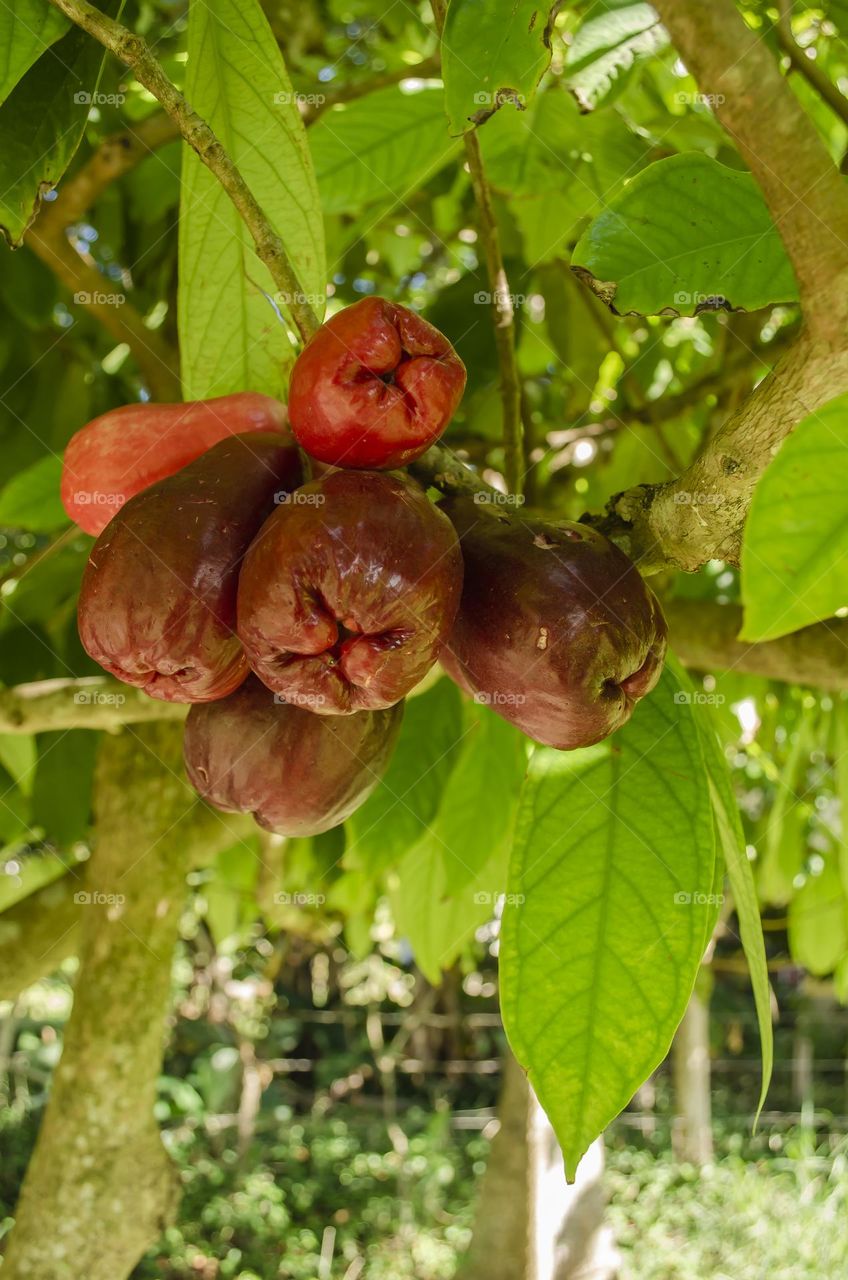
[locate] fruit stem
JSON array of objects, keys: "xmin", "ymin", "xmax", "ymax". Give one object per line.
[
  {"xmin": 431, "ymin": 0, "xmax": 525, "ymax": 499},
  {"xmin": 46, "ymin": 0, "xmax": 321, "ymax": 347}
]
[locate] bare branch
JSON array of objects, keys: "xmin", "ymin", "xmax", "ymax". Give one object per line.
[
  {"xmin": 47, "ymin": 0, "xmax": 321, "ymax": 344},
  {"xmin": 0, "ymin": 677, "xmax": 186, "ymax": 733},
  {"xmin": 776, "ymin": 1, "xmax": 848, "ymax": 131}
]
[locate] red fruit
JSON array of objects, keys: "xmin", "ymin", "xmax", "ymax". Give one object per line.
[
  {"xmin": 288, "ymin": 297, "xmax": 466, "ymax": 469},
  {"xmin": 62, "ymin": 392, "xmax": 289, "ymax": 536},
  {"xmin": 439, "ymin": 498, "xmax": 668, "ymax": 749},
  {"xmin": 237, "ymin": 470, "xmax": 463, "ymax": 714},
  {"xmin": 184, "ymin": 676, "xmax": 403, "ymax": 836},
  {"xmin": 78, "ymin": 433, "xmax": 303, "ymax": 703}
]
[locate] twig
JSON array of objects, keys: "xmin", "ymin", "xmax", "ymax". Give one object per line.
[
  {"xmin": 776, "ymin": 0, "xmax": 848, "ymax": 130},
  {"xmin": 25, "ymin": 113, "xmax": 181, "ymax": 401},
  {"xmin": 0, "ymin": 677, "xmax": 186, "ymax": 733},
  {"xmin": 430, "ymin": 0, "xmax": 524, "ymax": 496},
  {"xmin": 46, "ymin": 0, "xmax": 320, "ymax": 344}
]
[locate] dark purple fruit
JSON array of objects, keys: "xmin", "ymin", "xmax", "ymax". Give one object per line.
[
  {"xmin": 184, "ymin": 676, "xmax": 403, "ymax": 835},
  {"xmin": 439, "ymin": 498, "xmax": 667, "ymax": 749},
  {"xmin": 237, "ymin": 469, "xmax": 463, "ymax": 714},
  {"xmin": 78, "ymin": 433, "xmax": 304, "ymax": 703}
]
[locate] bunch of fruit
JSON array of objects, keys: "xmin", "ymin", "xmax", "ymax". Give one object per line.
[{"xmin": 64, "ymin": 297, "xmax": 667, "ymax": 838}]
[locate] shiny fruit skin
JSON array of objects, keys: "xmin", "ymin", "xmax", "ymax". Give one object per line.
[
  {"xmin": 78, "ymin": 433, "xmax": 304, "ymax": 703},
  {"xmin": 439, "ymin": 498, "xmax": 668, "ymax": 749},
  {"xmin": 237, "ymin": 469, "xmax": 463, "ymax": 714},
  {"xmin": 184, "ymin": 676, "xmax": 403, "ymax": 836},
  {"xmin": 62, "ymin": 392, "xmax": 289, "ymax": 536},
  {"xmin": 288, "ymin": 297, "xmax": 466, "ymax": 470}
]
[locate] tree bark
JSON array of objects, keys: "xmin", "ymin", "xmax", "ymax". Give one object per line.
[
  {"xmin": 671, "ymin": 988, "xmax": 713, "ymax": 1166},
  {"xmin": 0, "ymin": 875, "xmax": 80, "ymax": 1000},
  {"xmin": 0, "ymin": 723, "xmax": 213, "ymax": 1280}
]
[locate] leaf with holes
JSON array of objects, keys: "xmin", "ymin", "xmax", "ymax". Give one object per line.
[
  {"xmin": 442, "ymin": 0, "xmax": 558, "ymax": 134},
  {"xmin": 179, "ymin": 0, "xmax": 325, "ymax": 399},
  {"xmin": 309, "ymin": 84, "xmax": 460, "ymax": 216},
  {"xmin": 572, "ymin": 154, "xmax": 798, "ymax": 316},
  {"xmin": 565, "ymin": 2, "xmax": 668, "ymax": 111},
  {"xmin": 741, "ymin": 393, "xmax": 848, "ymax": 641},
  {"xmin": 500, "ymin": 663, "xmax": 715, "ymax": 1177}
]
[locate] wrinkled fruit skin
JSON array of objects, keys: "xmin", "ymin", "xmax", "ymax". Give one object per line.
[
  {"xmin": 184, "ymin": 677, "xmax": 403, "ymax": 836},
  {"xmin": 62, "ymin": 391, "xmax": 289, "ymax": 536},
  {"xmin": 288, "ymin": 297, "xmax": 466, "ymax": 469},
  {"xmin": 237, "ymin": 470, "xmax": 463, "ymax": 714},
  {"xmin": 78, "ymin": 433, "xmax": 303, "ymax": 703},
  {"xmin": 439, "ymin": 498, "xmax": 668, "ymax": 750}
]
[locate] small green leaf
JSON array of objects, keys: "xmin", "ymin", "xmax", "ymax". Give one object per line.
[
  {"xmin": 788, "ymin": 854, "xmax": 848, "ymax": 976},
  {"xmin": 0, "ymin": 1, "xmax": 69, "ymax": 107},
  {"xmin": 0, "ymin": 732, "xmax": 36, "ymax": 797},
  {"xmin": 442, "ymin": 0, "xmax": 557, "ymax": 134},
  {"xmin": 309, "ymin": 84, "xmax": 460, "ymax": 215},
  {"xmin": 346, "ymin": 678, "xmax": 466, "ymax": 875},
  {"xmin": 0, "ymin": 455, "xmax": 68, "ymax": 532},
  {"xmin": 741, "ymin": 393, "xmax": 848, "ymax": 642},
  {"xmin": 32, "ymin": 730, "xmax": 98, "ymax": 846},
  {"xmin": 565, "ymin": 2, "xmax": 668, "ymax": 111},
  {"xmin": 500, "ymin": 664, "xmax": 715, "ymax": 1176},
  {"xmin": 572, "ymin": 154, "xmax": 798, "ymax": 316},
  {"xmin": 179, "ymin": 0, "xmax": 325, "ymax": 399},
  {"xmin": 0, "ymin": 4, "xmax": 120, "ymax": 245}
]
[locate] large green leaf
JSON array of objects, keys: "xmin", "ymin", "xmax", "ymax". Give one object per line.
[
  {"xmin": 572, "ymin": 154, "xmax": 798, "ymax": 316},
  {"xmin": 442, "ymin": 0, "xmax": 557, "ymax": 134},
  {"xmin": 565, "ymin": 2, "xmax": 668, "ymax": 111},
  {"xmin": 309, "ymin": 84, "xmax": 460, "ymax": 216},
  {"xmin": 788, "ymin": 854, "xmax": 848, "ymax": 976},
  {"xmin": 0, "ymin": 455, "xmax": 68, "ymax": 532},
  {"xmin": 179, "ymin": 0, "xmax": 325, "ymax": 399},
  {"xmin": 0, "ymin": 1, "xmax": 69, "ymax": 107},
  {"xmin": 346, "ymin": 678, "xmax": 465, "ymax": 876},
  {"xmin": 500, "ymin": 664, "xmax": 715, "ymax": 1177},
  {"xmin": 0, "ymin": 8, "xmax": 119, "ymax": 244},
  {"xmin": 32, "ymin": 729, "xmax": 98, "ymax": 846},
  {"xmin": 741, "ymin": 394, "xmax": 848, "ymax": 642}
]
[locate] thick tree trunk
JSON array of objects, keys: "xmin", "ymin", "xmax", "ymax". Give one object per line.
[
  {"xmin": 1, "ymin": 723, "xmax": 211, "ymax": 1280},
  {"xmin": 671, "ymin": 989, "xmax": 713, "ymax": 1165},
  {"xmin": 463, "ymin": 1053, "xmax": 618, "ymax": 1280}
]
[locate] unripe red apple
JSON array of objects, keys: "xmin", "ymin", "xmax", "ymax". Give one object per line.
[
  {"xmin": 78, "ymin": 433, "xmax": 303, "ymax": 703},
  {"xmin": 439, "ymin": 498, "xmax": 667, "ymax": 749},
  {"xmin": 62, "ymin": 392, "xmax": 289, "ymax": 535},
  {"xmin": 237, "ymin": 470, "xmax": 463, "ymax": 714},
  {"xmin": 184, "ymin": 676, "xmax": 403, "ymax": 836},
  {"xmin": 287, "ymin": 297, "xmax": 466, "ymax": 469}
]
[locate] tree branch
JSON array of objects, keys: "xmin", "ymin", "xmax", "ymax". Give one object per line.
[
  {"xmin": 776, "ymin": 1, "xmax": 848, "ymax": 131},
  {"xmin": 0, "ymin": 876, "xmax": 80, "ymax": 1001},
  {"xmin": 25, "ymin": 113, "xmax": 181, "ymax": 401},
  {"xmin": 430, "ymin": 0, "xmax": 524, "ymax": 495},
  {"xmin": 47, "ymin": 0, "xmax": 320, "ymax": 344},
  {"xmin": 666, "ymin": 598, "xmax": 848, "ymax": 691},
  {"xmin": 0, "ymin": 677, "xmax": 186, "ymax": 734}
]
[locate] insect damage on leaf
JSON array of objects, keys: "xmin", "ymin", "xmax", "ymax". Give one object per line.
[{"xmin": 571, "ymin": 265, "xmax": 742, "ymax": 318}]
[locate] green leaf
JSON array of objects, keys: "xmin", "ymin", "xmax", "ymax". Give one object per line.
[
  {"xmin": 757, "ymin": 707, "xmax": 816, "ymax": 906},
  {"xmin": 32, "ymin": 729, "xmax": 98, "ymax": 846},
  {"xmin": 572, "ymin": 154, "xmax": 798, "ymax": 316},
  {"xmin": 500, "ymin": 664, "xmax": 715, "ymax": 1177},
  {"xmin": 788, "ymin": 854, "xmax": 848, "ymax": 976},
  {"xmin": 0, "ymin": 1, "xmax": 69, "ymax": 107},
  {"xmin": 0, "ymin": 732, "xmax": 36, "ymax": 797},
  {"xmin": 442, "ymin": 0, "xmax": 557, "ymax": 134},
  {"xmin": 740, "ymin": 393, "xmax": 848, "ymax": 642},
  {"xmin": 346, "ymin": 678, "xmax": 465, "ymax": 876},
  {"xmin": 429, "ymin": 703, "xmax": 524, "ymax": 894},
  {"xmin": 309, "ymin": 84, "xmax": 460, "ymax": 216},
  {"xmin": 179, "ymin": 0, "xmax": 325, "ymax": 399},
  {"xmin": 0, "ymin": 6, "xmax": 120, "ymax": 245},
  {"xmin": 0, "ymin": 455, "xmax": 68, "ymax": 532},
  {"xmin": 565, "ymin": 2, "xmax": 668, "ymax": 111}
]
